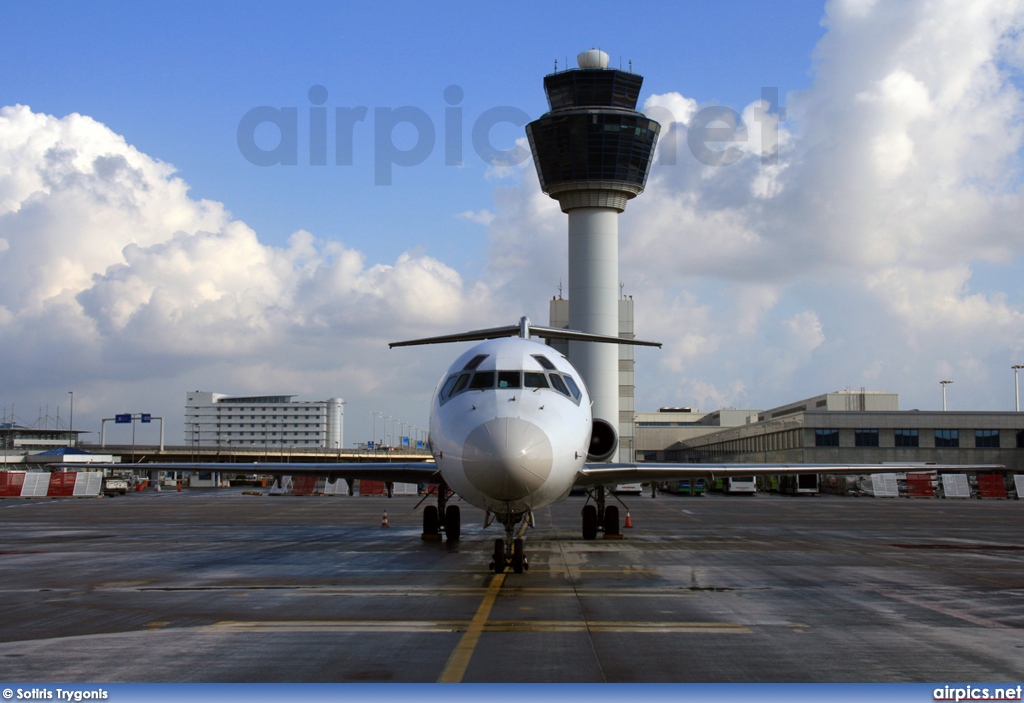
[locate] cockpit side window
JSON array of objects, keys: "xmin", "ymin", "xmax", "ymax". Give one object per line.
[
  {"xmin": 464, "ymin": 354, "xmax": 488, "ymax": 371},
  {"xmin": 451, "ymin": 373, "xmax": 471, "ymax": 395},
  {"xmin": 440, "ymin": 374, "xmax": 460, "ymax": 399},
  {"xmin": 469, "ymin": 370, "xmax": 495, "ymax": 390},
  {"xmin": 438, "ymin": 372, "xmax": 471, "ymax": 406},
  {"xmin": 549, "ymin": 374, "xmax": 569, "ymax": 396},
  {"xmin": 563, "ymin": 375, "xmax": 581, "ymax": 400},
  {"xmin": 532, "ymin": 354, "xmax": 556, "ymax": 370},
  {"xmin": 524, "ymin": 372, "xmax": 548, "ymax": 389},
  {"xmin": 497, "ymin": 371, "xmax": 521, "ymax": 389}
]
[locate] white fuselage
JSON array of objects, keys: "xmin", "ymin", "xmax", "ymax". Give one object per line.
[{"xmin": 427, "ymin": 337, "xmax": 591, "ymax": 516}]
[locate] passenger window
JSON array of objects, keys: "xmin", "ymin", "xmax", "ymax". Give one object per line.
[
  {"xmin": 563, "ymin": 375, "xmax": 581, "ymax": 399},
  {"xmin": 498, "ymin": 371, "xmax": 521, "ymax": 389},
  {"xmin": 469, "ymin": 371, "xmax": 495, "ymax": 390},
  {"xmin": 451, "ymin": 373, "xmax": 470, "ymax": 395},
  {"xmin": 524, "ymin": 372, "xmax": 548, "ymax": 389},
  {"xmin": 550, "ymin": 374, "xmax": 570, "ymax": 396}
]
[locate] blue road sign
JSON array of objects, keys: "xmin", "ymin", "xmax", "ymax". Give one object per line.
[
  {"xmin": 141, "ymin": 414, "xmax": 152, "ymax": 423},
  {"xmin": 115, "ymin": 414, "xmax": 131, "ymax": 423}
]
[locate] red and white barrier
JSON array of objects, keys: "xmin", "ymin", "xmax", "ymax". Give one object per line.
[
  {"xmin": 269, "ymin": 475, "xmax": 418, "ymax": 496},
  {"xmin": 869, "ymin": 473, "xmax": 900, "ymax": 497},
  {"xmin": 0, "ymin": 471, "xmax": 103, "ymax": 498},
  {"xmin": 942, "ymin": 473, "xmax": 971, "ymax": 499},
  {"xmin": 977, "ymin": 473, "xmax": 1008, "ymax": 499}
]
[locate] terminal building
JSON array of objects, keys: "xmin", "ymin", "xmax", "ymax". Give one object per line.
[
  {"xmin": 635, "ymin": 390, "xmax": 1024, "ymax": 472},
  {"xmin": 185, "ymin": 392, "xmax": 344, "ymax": 449}
]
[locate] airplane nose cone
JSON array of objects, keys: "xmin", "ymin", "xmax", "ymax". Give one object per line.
[{"xmin": 462, "ymin": 417, "xmax": 553, "ymax": 501}]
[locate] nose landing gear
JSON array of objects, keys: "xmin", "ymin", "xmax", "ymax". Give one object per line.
[{"xmin": 489, "ymin": 511, "xmax": 530, "ymax": 573}]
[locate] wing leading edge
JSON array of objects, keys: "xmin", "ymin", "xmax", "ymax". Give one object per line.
[
  {"xmin": 57, "ymin": 462, "xmax": 440, "ymax": 485},
  {"xmin": 576, "ymin": 462, "xmax": 1007, "ymax": 487}
]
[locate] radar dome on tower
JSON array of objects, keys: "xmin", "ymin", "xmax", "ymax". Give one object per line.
[{"xmin": 577, "ymin": 49, "xmax": 609, "ymax": 69}]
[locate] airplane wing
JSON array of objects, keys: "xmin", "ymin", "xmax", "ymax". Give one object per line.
[
  {"xmin": 575, "ymin": 462, "xmax": 1007, "ymax": 487},
  {"xmin": 57, "ymin": 461, "xmax": 440, "ymax": 485}
]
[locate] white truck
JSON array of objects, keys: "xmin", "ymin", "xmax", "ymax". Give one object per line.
[{"xmin": 102, "ymin": 476, "xmax": 129, "ymax": 496}]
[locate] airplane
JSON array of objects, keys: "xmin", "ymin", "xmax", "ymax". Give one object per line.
[{"xmin": 61, "ymin": 317, "xmax": 1006, "ymax": 574}]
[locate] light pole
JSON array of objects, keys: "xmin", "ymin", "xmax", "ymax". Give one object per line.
[
  {"xmin": 940, "ymin": 379, "xmax": 953, "ymax": 411},
  {"xmin": 67, "ymin": 391, "xmax": 74, "ymax": 446},
  {"xmin": 1013, "ymin": 365, "xmax": 1023, "ymax": 412},
  {"xmin": 369, "ymin": 411, "xmax": 382, "ymax": 452}
]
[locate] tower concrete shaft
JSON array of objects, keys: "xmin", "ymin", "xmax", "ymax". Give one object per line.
[
  {"xmin": 567, "ymin": 208, "xmax": 620, "ymax": 444},
  {"xmin": 527, "ymin": 49, "xmax": 660, "ymax": 460}
]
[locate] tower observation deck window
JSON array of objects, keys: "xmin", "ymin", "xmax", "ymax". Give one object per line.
[{"xmin": 528, "ymin": 112, "xmax": 660, "ymax": 190}]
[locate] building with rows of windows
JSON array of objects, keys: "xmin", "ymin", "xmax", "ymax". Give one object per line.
[
  {"xmin": 635, "ymin": 390, "xmax": 1023, "ymax": 472},
  {"xmin": 185, "ymin": 392, "xmax": 344, "ymax": 449}
]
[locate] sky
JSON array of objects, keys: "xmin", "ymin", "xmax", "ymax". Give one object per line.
[{"xmin": 1, "ymin": 0, "xmax": 1023, "ymax": 448}]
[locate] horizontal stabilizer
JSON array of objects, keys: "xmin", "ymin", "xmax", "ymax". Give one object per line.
[{"xmin": 391, "ymin": 316, "xmax": 661, "ymax": 348}]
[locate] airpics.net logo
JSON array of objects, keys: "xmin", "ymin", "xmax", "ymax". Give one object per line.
[
  {"xmin": 236, "ymin": 84, "xmax": 786, "ymax": 185},
  {"xmin": 934, "ymin": 685, "xmax": 1024, "ymax": 701}
]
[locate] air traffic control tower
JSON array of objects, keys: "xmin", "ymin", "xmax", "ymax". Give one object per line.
[{"xmin": 526, "ymin": 49, "xmax": 660, "ymax": 461}]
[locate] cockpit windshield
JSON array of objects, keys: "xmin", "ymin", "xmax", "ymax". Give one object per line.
[
  {"xmin": 468, "ymin": 370, "xmax": 495, "ymax": 390},
  {"xmin": 438, "ymin": 366, "xmax": 581, "ymax": 405},
  {"xmin": 524, "ymin": 372, "xmax": 548, "ymax": 389}
]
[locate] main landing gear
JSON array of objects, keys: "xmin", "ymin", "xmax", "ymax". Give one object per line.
[
  {"xmin": 421, "ymin": 482, "xmax": 460, "ymax": 542},
  {"xmin": 581, "ymin": 486, "xmax": 622, "ymax": 539},
  {"xmin": 489, "ymin": 510, "xmax": 530, "ymax": 574}
]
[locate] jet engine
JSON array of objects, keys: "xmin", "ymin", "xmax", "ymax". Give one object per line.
[{"xmin": 587, "ymin": 417, "xmax": 618, "ymax": 462}]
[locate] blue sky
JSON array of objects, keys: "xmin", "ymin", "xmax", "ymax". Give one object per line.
[
  {"xmin": 1, "ymin": 0, "xmax": 827, "ymax": 271},
  {"xmin": 1, "ymin": 1, "xmax": 1022, "ymax": 445}
]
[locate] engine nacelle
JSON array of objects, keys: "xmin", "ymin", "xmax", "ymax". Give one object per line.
[{"xmin": 587, "ymin": 417, "xmax": 619, "ymax": 462}]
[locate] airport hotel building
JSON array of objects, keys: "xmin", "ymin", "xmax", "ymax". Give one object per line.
[{"xmin": 185, "ymin": 392, "xmax": 344, "ymax": 449}]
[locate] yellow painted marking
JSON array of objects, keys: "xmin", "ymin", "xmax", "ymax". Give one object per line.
[
  {"xmin": 207, "ymin": 619, "xmax": 750, "ymax": 635},
  {"xmin": 145, "ymin": 621, "xmax": 170, "ymax": 627},
  {"xmin": 437, "ymin": 572, "xmax": 505, "ymax": 683},
  {"xmin": 289, "ymin": 586, "xmax": 694, "ymax": 598},
  {"xmin": 212, "ymin": 620, "xmax": 464, "ymax": 633},
  {"xmin": 486, "ymin": 621, "xmax": 749, "ymax": 634}
]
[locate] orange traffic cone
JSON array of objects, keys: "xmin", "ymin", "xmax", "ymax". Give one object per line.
[
  {"xmin": 177, "ymin": 481, "xmax": 182, "ymax": 492},
  {"xmin": 381, "ymin": 510, "xmax": 390, "ymax": 527},
  {"xmin": 624, "ymin": 510, "xmax": 633, "ymax": 528}
]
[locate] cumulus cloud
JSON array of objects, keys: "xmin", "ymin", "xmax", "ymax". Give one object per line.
[
  {"xmin": 479, "ymin": 1, "xmax": 1024, "ymax": 413},
  {"xmin": 0, "ymin": 104, "xmax": 496, "ymax": 436},
  {"xmin": 3, "ymin": 1, "xmax": 1024, "ymax": 442},
  {"xmin": 457, "ymin": 209, "xmax": 496, "ymax": 226}
]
